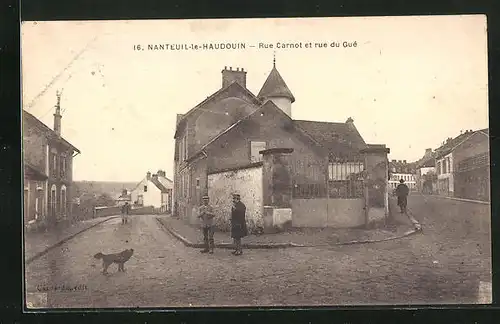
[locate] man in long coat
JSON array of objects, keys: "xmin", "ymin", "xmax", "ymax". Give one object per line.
[
  {"xmin": 395, "ymin": 179, "xmax": 410, "ymax": 213},
  {"xmin": 230, "ymin": 193, "xmax": 247, "ymax": 256}
]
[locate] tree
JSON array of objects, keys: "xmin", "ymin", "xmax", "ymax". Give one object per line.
[{"xmin": 96, "ymin": 193, "xmax": 116, "ymax": 207}]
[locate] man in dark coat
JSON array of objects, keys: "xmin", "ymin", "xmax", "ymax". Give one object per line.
[
  {"xmin": 395, "ymin": 179, "xmax": 410, "ymax": 213},
  {"xmin": 230, "ymin": 193, "xmax": 247, "ymax": 256},
  {"xmin": 121, "ymin": 202, "xmax": 131, "ymax": 224}
]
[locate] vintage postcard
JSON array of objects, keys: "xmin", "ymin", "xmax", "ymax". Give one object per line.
[{"xmin": 22, "ymin": 15, "xmax": 490, "ymax": 309}]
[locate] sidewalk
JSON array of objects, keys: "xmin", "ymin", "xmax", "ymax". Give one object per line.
[
  {"xmin": 156, "ymin": 211, "xmax": 418, "ymax": 249},
  {"xmin": 24, "ymin": 215, "xmax": 118, "ymax": 264}
]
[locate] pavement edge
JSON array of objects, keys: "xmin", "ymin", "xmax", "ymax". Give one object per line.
[
  {"xmin": 156, "ymin": 217, "xmax": 422, "ymax": 249},
  {"xmin": 25, "ymin": 216, "xmax": 119, "ymax": 265}
]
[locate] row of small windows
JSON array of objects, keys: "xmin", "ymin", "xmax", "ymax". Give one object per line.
[{"xmin": 436, "ymin": 157, "xmax": 452, "ymax": 175}]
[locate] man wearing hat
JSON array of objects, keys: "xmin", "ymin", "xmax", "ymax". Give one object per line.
[
  {"xmin": 198, "ymin": 194, "xmax": 215, "ymax": 253},
  {"xmin": 395, "ymin": 179, "xmax": 410, "ymax": 214},
  {"xmin": 231, "ymin": 193, "xmax": 247, "ymax": 256}
]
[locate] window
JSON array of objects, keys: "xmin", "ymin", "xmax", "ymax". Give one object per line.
[
  {"xmin": 144, "ymin": 185, "xmax": 148, "ymax": 192},
  {"xmin": 61, "ymin": 185, "xmax": 67, "ymax": 217},
  {"xmin": 250, "ymin": 141, "xmax": 266, "ymax": 163},
  {"xmin": 52, "ymin": 153, "xmax": 57, "ymax": 176},
  {"xmin": 436, "ymin": 162, "xmax": 441, "ymax": 175},
  {"xmin": 196, "ymin": 178, "xmax": 200, "ymax": 188},
  {"xmin": 183, "ymin": 172, "xmax": 188, "ymax": 197},
  {"xmin": 328, "ymin": 162, "xmax": 364, "ymax": 181},
  {"xmin": 60, "ymin": 154, "xmax": 66, "ymax": 177},
  {"xmin": 50, "ymin": 184, "xmax": 57, "ymax": 218}
]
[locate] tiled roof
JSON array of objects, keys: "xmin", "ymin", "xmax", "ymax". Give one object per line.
[
  {"xmin": 293, "ymin": 120, "xmax": 367, "ymax": 158},
  {"xmin": 257, "ymin": 66, "xmax": 295, "ymax": 103},
  {"xmin": 151, "ymin": 177, "xmax": 170, "ymax": 193},
  {"xmin": 434, "ymin": 129, "xmax": 488, "ymax": 159},
  {"xmin": 23, "ymin": 110, "xmax": 80, "ymax": 153}
]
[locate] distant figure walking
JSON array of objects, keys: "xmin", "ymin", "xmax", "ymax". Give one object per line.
[
  {"xmin": 198, "ymin": 195, "xmax": 215, "ymax": 254},
  {"xmin": 121, "ymin": 202, "xmax": 131, "ymax": 224},
  {"xmin": 230, "ymin": 193, "xmax": 247, "ymax": 256},
  {"xmin": 395, "ymin": 179, "xmax": 410, "ymax": 213}
]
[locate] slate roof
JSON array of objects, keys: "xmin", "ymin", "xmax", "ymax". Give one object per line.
[
  {"xmin": 23, "ymin": 110, "xmax": 80, "ymax": 153},
  {"xmin": 294, "ymin": 120, "xmax": 367, "ymax": 159},
  {"xmin": 151, "ymin": 176, "xmax": 171, "ymax": 193},
  {"xmin": 434, "ymin": 129, "xmax": 489, "ymax": 159},
  {"xmin": 257, "ymin": 66, "xmax": 295, "ymax": 103}
]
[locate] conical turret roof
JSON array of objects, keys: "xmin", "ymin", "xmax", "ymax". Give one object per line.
[{"xmin": 257, "ymin": 64, "xmax": 295, "ymax": 103}]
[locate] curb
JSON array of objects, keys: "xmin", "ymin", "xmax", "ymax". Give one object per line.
[
  {"xmin": 155, "ymin": 218, "xmax": 296, "ymax": 249},
  {"xmin": 25, "ymin": 216, "xmax": 118, "ymax": 265},
  {"xmin": 156, "ymin": 217, "xmax": 421, "ymax": 249},
  {"xmin": 425, "ymin": 194, "xmax": 489, "ymax": 205}
]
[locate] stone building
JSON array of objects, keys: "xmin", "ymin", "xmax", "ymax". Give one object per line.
[
  {"xmin": 173, "ymin": 63, "xmax": 389, "ymax": 232},
  {"xmin": 23, "ymin": 93, "xmax": 80, "ymax": 230}
]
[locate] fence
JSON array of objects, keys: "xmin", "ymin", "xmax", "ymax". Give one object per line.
[{"xmin": 292, "ymin": 161, "xmax": 364, "ymax": 199}]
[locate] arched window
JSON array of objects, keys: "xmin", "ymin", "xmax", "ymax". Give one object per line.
[
  {"xmin": 61, "ymin": 185, "xmax": 67, "ymax": 218},
  {"xmin": 50, "ymin": 184, "xmax": 57, "ymax": 219}
]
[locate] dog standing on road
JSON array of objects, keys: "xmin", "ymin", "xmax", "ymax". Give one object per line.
[{"xmin": 93, "ymin": 249, "xmax": 134, "ymax": 274}]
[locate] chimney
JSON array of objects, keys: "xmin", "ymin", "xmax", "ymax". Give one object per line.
[
  {"xmin": 425, "ymin": 148, "xmax": 432, "ymax": 156},
  {"xmin": 391, "ymin": 159, "xmax": 396, "ymax": 163},
  {"xmin": 221, "ymin": 66, "xmax": 247, "ymax": 88},
  {"xmin": 146, "ymin": 171, "xmax": 151, "ymax": 181},
  {"xmin": 53, "ymin": 91, "xmax": 62, "ymax": 136},
  {"xmin": 398, "ymin": 160, "xmax": 402, "ymax": 163},
  {"xmin": 403, "ymin": 160, "xmax": 407, "ymax": 164},
  {"xmin": 121, "ymin": 189, "xmax": 127, "ymax": 197},
  {"xmin": 157, "ymin": 170, "xmax": 166, "ymax": 177},
  {"xmin": 346, "ymin": 117, "xmax": 354, "ymax": 124}
]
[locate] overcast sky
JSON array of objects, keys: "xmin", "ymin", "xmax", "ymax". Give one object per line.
[{"xmin": 21, "ymin": 15, "xmax": 488, "ymax": 182}]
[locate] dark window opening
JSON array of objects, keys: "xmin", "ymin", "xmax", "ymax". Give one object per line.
[{"xmin": 144, "ymin": 185, "xmax": 148, "ymax": 192}]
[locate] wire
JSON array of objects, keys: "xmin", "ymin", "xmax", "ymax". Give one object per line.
[{"xmin": 25, "ymin": 35, "xmax": 98, "ymax": 112}]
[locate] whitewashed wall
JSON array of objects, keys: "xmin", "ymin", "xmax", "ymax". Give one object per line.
[{"xmin": 208, "ymin": 166, "xmax": 263, "ymax": 232}]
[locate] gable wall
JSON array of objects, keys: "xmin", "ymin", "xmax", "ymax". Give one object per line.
[{"xmin": 205, "ymin": 106, "xmax": 328, "ymax": 184}]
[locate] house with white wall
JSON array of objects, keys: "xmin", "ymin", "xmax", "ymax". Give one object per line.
[{"xmin": 130, "ymin": 170, "xmax": 173, "ymax": 212}]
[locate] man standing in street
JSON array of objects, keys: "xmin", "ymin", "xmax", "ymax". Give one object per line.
[
  {"xmin": 198, "ymin": 195, "xmax": 215, "ymax": 254},
  {"xmin": 395, "ymin": 179, "xmax": 410, "ymax": 214},
  {"xmin": 121, "ymin": 201, "xmax": 131, "ymax": 224},
  {"xmin": 231, "ymin": 193, "xmax": 247, "ymax": 256}
]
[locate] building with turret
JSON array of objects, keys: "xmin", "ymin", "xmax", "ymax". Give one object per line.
[{"xmin": 173, "ymin": 61, "xmax": 387, "ymax": 231}]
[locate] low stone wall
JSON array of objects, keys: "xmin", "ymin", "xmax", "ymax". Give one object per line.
[
  {"xmin": 131, "ymin": 206, "xmax": 155, "ymax": 215},
  {"xmin": 94, "ymin": 206, "xmax": 121, "ymax": 218},
  {"xmin": 292, "ymin": 198, "xmax": 365, "ymax": 228}
]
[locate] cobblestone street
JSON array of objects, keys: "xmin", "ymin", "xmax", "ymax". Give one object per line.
[{"xmin": 25, "ymin": 194, "xmax": 491, "ymax": 308}]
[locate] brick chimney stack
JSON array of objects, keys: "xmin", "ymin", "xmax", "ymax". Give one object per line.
[
  {"xmin": 146, "ymin": 171, "xmax": 151, "ymax": 181},
  {"xmin": 53, "ymin": 91, "xmax": 62, "ymax": 136},
  {"xmin": 221, "ymin": 66, "xmax": 247, "ymax": 88}
]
